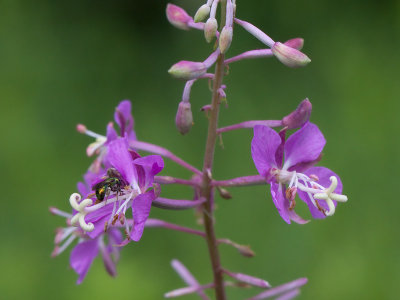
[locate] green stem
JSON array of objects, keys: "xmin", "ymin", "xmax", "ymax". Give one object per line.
[{"xmin": 200, "ymin": 1, "xmax": 228, "ymax": 298}]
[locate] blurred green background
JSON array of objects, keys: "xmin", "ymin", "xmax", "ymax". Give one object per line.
[{"xmin": 1, "ymin": 0, "xmax": 399, "ymax": 299}]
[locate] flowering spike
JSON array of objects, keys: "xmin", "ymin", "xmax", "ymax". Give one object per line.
[
  {"xmin": 271, "ymin": 42, "xmax": 311, "ymax": 68},
  {"xmin": 281, "ymin": 98, "xmax": 312, "ymax": 130},
  {"xmin": 166, "ymin": 4, "xmax": 193, "ymax": 30},
  {"xmin": 194, "ymin": 4, "xmax": 211, "ymax": 23},
  {"xmin": 168, "ymin": 61, "xmax": 207, "ymax": 80},
  {"xmin": 175, "ymin": 101, "xmax": 193, "ymax": 135}
]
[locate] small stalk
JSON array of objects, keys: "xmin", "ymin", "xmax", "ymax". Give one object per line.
[{"xmin": 200, "ymin": 1, "xmax": 228, "ymax": 299}]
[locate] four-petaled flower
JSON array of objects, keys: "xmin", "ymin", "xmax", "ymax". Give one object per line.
[{"xmin": 251, "ymin": 122, "xmax": 348, "ymax": 224}]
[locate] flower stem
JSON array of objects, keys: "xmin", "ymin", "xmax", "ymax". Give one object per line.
[{"xmin": 200, "ymin": 2, "xmax": 228, "ymax": 298}]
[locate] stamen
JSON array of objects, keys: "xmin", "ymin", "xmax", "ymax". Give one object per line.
[
  {"xmin": 87, "ymin": 138, "xmax": 107, "ymax": 156},
  {"xmin": 314, "ymin": 199, "xmax": 327, "ymax": 216},
  {"xmin": 289, "ymin": 198, "xmax": 296, "ymax": 210},
  {"xmin": 288, "ymin": 172, "xmax": 297, "ymax": 188},
  {"xmin": 309, "ymin": 174, "xmax": 319, "ymax": 181},
  {"xmin": 76, "ymin": 124, "xmax": 105, "ymax": 140},
  {"xmin": 119, "ymin": 213, "xmax": 125, "ymax": 225},
  {"xmin": 115, "ymin": 191, "xmax": 135, "ymax": 216},
  {"xmin": 49, "ymin": 207, "xmax": 72, "ymax": 219},
  {"xmin": 52, "ymin": 234, "xmax": 77, "ymax": 257},
  {"xmin": 107, "ymin": 199, "xmax": 118, "ymax": 228},
  {"xmin": 112, "ymin": 214, "xmax": 119, "ymax": 226},
  {"xmin": 54, "ymin": 226, "xmax": 76, "ymax": 244}
]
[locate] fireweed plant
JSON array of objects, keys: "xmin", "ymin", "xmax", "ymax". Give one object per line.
[{"xmin": 51, "ymin": 1, "xmax": 348, "ymax": 299}]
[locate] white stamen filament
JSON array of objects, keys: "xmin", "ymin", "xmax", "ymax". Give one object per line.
[
  {"xmin": 84, "ymin": 129, "xmax": 105, "ymax": 140},
  {"xmin": 115, "ymin": 191, "xmax": 135, "ymax": 216},
  {"xmin": 87, "ymin": 138, "xmax": 107, "ymax": 156},
  {"xmin": 288, "ymin": 171, "xmax": 296, "ymax": 188},
  {"xmin": 107, "ymin": 200, "xmax": 117, "ymax": 228},
  {"xmin": 55, "ymin": 234, "xmax": 77, "ymax": 256},
  {"xmin": 56, "ymin": 226, "xmax": 76, "ymax": 244},
  {"xmin": 50, "ymin": 207, "xmax": 72, "ymax": 219}
]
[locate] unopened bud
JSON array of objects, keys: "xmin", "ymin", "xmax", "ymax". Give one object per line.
[
  {"xmin": 284, "ymin": 38, "xmax": 304, "ymax": 50},
  {"xmin": 219, "ymin": 26, "xmax": 233, "ymax": 54},
  {"xmin": 153, "ymin": 183, "xmax": 161, "ymax": 198},
  {"xmin": 166, "ymin": 4, "xmax": 192, "ymax": 30},
  {"xmin": 237, "ymin": 245, "xmax": 255, "ymax": 258},
  {"xmin": 175, "ymin": 101, "xmax": 193, "ymax": 135},
  {"xmin": 271, "ymin": 42, "xmax": 311, "ymax": 68},
  {"xmin": 282, "ymin": 98, "xmax": 312, "ymax": 129},
  {"xmin": 204, "ymin": 18, "xmax": 218, "ymax": 43},
  {"xmin": 194, "ymin": 4, "xmax": 210, "ymax": 23},
  {"xmin": 168, "ymin": 61, "xmax": 207, "ymax": 80},
  {"xmin": 217, "ymin": 187, "xmax": 232, "ymax": 199},
  {"xmin": 201, "ymin": 104, "xmax": 212, "ymax": 112}
]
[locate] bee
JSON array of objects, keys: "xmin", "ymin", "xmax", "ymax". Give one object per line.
[{"xmin": 91, "ymin": 168, "xmax": 125, "ymax": 203}]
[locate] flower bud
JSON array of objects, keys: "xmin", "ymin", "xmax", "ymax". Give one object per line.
[
  {"xmin": 284, "ymin": 38, "xmax": 304, "ymax": 50},
  {"xmin": 237, "ymin": 245, "xmax": 255, "ymax": 258},
  {"xmin": 271, "ymin": 42, "xmax": 311, "ymax": 68},
  {"xmin": 168, "ymin": 61, "xmax": 207, "ymax": 80},
  {"xmin": 217, "ymin": 187, "xmax": 232, "ymax": 199},
  {"xmin": 175, "ymin": 101, "xmax": 193, "ymax": 135},
  {"xmin": 166, "ymin": 4, "xmax": 192, "ymax": 30},
  {"xmin": 282, "ymin": 98, "xmax": 312, "ymax": 129},
  {"xmin": 204, "ymin": 18, "xmax": 218, "ymax": 43},
  {"xmin": 219, "ymin": 26, "xmax": 233, "ymax": 54},
  {"xmin": 194, "ymin": 4, "xmax": 210, "ymax": 23}
]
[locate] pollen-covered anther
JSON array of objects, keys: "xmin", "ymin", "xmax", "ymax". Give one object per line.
[
  {"xmin": 314, "ymin": 199, "xmax": 327, "ymax": 216},
  {"xmin": 112, "ymin": 214, "xmax": 119, "ymax": 226},
  {"xmin": 119, "ymin": 213, "xmax": 125, "ymax": 225},
  {"xmin": 285, "ymin": 187, "xmax": 297, "ymax": 210},
  {"xmin": 309, "ymin": 174, "xmax": 319, "ymax": 181},
  {"xmin": 124, "ymin": 229, "xmax": 130, "ymax": 240},
  {"xmin": 69, "ymin": 193, "xmax": 95, "ymax": 232}
]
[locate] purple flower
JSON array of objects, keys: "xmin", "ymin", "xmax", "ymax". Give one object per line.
[
  {"xmin": 80, "ymin": 100, "xmax": 137, "ymax": 173},
  {"xmin": 251, "ymin": 123, "xmax": 348, "ymax": 224},
  {"xmin": 51, "ymin": 207, "xmax": 123, "ymax": 284},
  {"xmin": 70, "ymin": 137, "xmax": 164, "ymax": 244},
  {"xmin": 70, "ymin": 228, "xmax": 122, "ymax": 284}
]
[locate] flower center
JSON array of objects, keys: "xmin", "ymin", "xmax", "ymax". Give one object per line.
[
  {"xmin": 273, "ymin": 169, "xmax": 348, "ymax": 216},
  {"xmin": 69, "ymin": 184, "xmax": 139, "ymax": 238}
]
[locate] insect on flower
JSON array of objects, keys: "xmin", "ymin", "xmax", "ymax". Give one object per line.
[{"xmin": 91, "ymin": 168, "xmax": 127, "ymax": 203}]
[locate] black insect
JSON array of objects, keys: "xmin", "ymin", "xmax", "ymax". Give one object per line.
[{"xmin": 91, "ymin": 168, "xmax": 126, "ymax": 203}]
